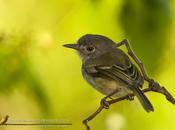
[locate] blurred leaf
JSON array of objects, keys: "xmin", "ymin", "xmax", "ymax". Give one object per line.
[{"xmin": 119, "ymin": 0, "xmax": 172, "ymax": 74}]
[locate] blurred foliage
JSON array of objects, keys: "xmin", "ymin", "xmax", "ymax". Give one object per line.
[
  {"xmin": 0, "ymin": 0, "xmax": 175, "ymax": 130},
  {"xmin": 0, "ymin": 32, "xmax": 49, "ymax": 112},
  {"xmin": 120, "ymin": 0, "xmax": 172, "ymax": 74}
]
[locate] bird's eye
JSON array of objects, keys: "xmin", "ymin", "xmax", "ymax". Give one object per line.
[{"xmin": 86, "ymin": 46, "xmax": 95, "ymax": 52}]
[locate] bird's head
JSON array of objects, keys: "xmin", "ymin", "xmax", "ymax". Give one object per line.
[{"xmin": 63, "ymin": 34, "xmax": 116, "ymax": 61}]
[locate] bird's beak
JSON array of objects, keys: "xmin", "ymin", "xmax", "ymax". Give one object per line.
[{"xmin": 63, "ymin": 44, "xmax": 79, "ymax": 50}]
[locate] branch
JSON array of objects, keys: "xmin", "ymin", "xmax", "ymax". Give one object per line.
[
  {"xmin": 0, "ymin": 115, "xmax": 9, "ymax": 125},
  {"xmin": 0, "ymin": 115, "xmax": 72, "ymax": 126},
  {"xmin": 83, "ymin": 82, "xmax": 175, "ymax": 130}
]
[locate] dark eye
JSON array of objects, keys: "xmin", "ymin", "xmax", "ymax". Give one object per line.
[{"xmin": 86, "ymin": 46, "xmax": 95, "ymax": 52}]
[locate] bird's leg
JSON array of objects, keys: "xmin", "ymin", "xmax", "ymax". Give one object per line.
[
  {"xmin": 116, "ymin": 39, "xmax": 156, "ymax": 87},
  {"xmin": 100, "ymin": 89, "xmax": 120, "ymax": 109}
]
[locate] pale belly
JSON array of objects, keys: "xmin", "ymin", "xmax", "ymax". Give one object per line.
[
  {"xmin": 92, "ymin": 77, "xmax": 132, "ymax": 97},
  {"xmin": 82, "ymin": 68, "xmax": 132, "ymax": 97}
]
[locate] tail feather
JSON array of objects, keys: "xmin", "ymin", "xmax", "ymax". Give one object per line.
[{"xmin": 130, "ymin": 86, "xmax": 154, "ymax": 112}]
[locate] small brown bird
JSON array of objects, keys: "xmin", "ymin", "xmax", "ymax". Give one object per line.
[{"xmin": 63, "ymin": 34, "xmax": 154, "ymax": 112}]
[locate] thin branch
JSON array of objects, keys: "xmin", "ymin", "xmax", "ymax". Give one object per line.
[
  {"xmin": 83, "ymin": 82, "xmax": 175, "ymax": 130},
  {"xmin": 0, "ymin": 116, "xmax": 72, "ymax": 126},
  {"xmin": 0, "ymin": 115, "xmax": 9, "ymax": 125}
]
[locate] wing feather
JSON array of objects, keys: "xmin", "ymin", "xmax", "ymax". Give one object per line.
[{"xmin": 95, "ymin": 63, "xmax": 143, "ymax": 87}]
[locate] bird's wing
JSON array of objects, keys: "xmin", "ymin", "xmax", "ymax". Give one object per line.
[
  {"xmin": 84, "ymin": 49, "xmax": 144, "ymax": 87},
  {"xmin": 95, "ymin": 63, "xmax": 143, "ymax": 86}
]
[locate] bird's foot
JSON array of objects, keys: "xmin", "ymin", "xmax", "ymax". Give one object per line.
[
  {"xmin": 126, "ymin": 94, "xmax": 134, "ymax": 101},
  {"xmin": 100, "ymin": 98, "xmax": 110, "ymax": 109}
]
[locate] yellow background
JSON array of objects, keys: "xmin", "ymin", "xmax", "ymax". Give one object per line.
[{"xmin": 0, "ymin": 0, "xmax": 175, "ymax": 130}]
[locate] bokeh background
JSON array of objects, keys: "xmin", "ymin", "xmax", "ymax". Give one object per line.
[{"xmin": 0, "ymin": 0, "xmax": 175, "ymax": 130}]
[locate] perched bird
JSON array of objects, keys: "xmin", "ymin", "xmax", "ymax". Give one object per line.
[{"xmin": 63, "ymin": 34, "xmax": 153, "ymax": 112}]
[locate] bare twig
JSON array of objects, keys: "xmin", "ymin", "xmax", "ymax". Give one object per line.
[
  {"xmin": 0, "ymin": 115, "xmax": 9, "ymax": 125},
  {"xmin": 82, "ymin": 82, "xmax": 175, "ymax": 130},
  {"xmin": 0, "ymin": 115, "xmax": 72, "ymax": 126}
]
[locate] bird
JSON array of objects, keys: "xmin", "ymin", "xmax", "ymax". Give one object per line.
[{"xmin": 63, "ymin": 34, "xmax": 154, "ymax": 112}]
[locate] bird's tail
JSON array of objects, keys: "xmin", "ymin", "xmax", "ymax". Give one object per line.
[{"xmin": 130, "ymin": 86, "xmax": 154, "ymax": 112}]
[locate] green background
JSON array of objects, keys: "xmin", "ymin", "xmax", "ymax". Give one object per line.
[{"xmin": 0, "ymin": 0, "xmax": 175, "ymax": 130}]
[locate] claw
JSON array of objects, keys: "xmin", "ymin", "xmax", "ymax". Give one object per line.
[
  {"xmin": 100, "ymin": 98, "xmax": 110, "ymax": 109},
  {"xmin": 126, "ymin": 94, "xmax": 134, "ymax": 101}
]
